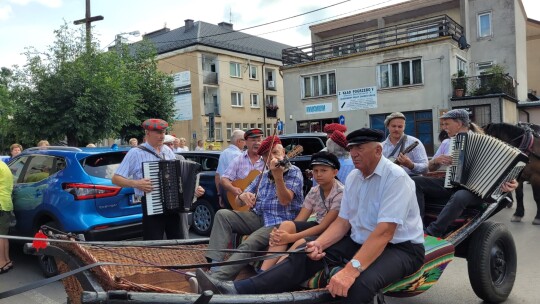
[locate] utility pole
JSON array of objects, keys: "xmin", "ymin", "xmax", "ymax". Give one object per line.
[{"xmin": 73, "ymin": 0, "xmax": 104, "ymax": 52}]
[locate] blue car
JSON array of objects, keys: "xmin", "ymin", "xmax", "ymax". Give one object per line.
[{"xmin": 8, "ymin": 146, "xmax": 142, "ymax": 276}]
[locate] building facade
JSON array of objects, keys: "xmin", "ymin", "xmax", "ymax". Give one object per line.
[
  {"xmin": 144, "ymin": 20, "xmax": 289, "ymax": 149},
  {"xmin": 282, "ymin": 0, "xmax": 536, "ymax": 154}
]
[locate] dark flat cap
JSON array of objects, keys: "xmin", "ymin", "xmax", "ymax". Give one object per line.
[
  {"xmin": 346, "ymin": 128, "xmax": 384, "ymax": 147},
  {"xmin": 142, "ymin": 118, "xmax": 168, "ymax": 131},
  {"xmin": 244, "ymin": 128, "xmax": 264, "ymax": 140},
  {"xmin": 257, "ymin": 136, "xmax": 282, "ymax": 156},
  {"xmin": 310, "ymin": 151, "xmax": 340, "ymax": 170}
]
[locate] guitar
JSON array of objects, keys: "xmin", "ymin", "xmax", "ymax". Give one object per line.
[
  {"xmin": 388, "ymin": 141, "xmax": 419, "ymax": 164},
  {"xmin": 225, "ymin": 145, "xmax": 304, "ymax": 211}
]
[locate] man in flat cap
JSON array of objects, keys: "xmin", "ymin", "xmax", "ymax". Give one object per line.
[
  {"xmin": 412, "ymin": 109, "xmax": 517, "ymax": 236},
  {"xmin": 113, "ymin": 118, "xmax": 204, "ymax": 240},
  {"xmin": 202, "ymin": 135, "xmax": 304, "ymax": 281},
  {"xmin": 197, "ymin": 128, "xmax": 425, "ymax": 304},
  {"xmin": 220, "ymin": 128, "xmax": 265, "ymax": 208},
  {"xmin": 382, "ymin": 112, "xmax": 428, "ymax": 175}
]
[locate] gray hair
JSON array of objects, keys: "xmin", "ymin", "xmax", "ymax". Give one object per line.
[{"xmin": 231, "ymin": 129, "xmax": 245, "ymax": 144}]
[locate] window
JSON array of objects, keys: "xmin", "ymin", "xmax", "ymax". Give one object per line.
[
  {"xmin": 250, "ymin": 93, "xmax": 260, "ymax": 108},
  {"xmin": 477, "ymin": 61, "xmax": 493, "ymax": 75},
  {"xmin": 266, "ymin": 95, "xmax": 277, "ymax": 107},
  {"xmin": 457, "ymin": 57, "xmax": 467, "ymax": 74},
  {"xmin": 249, "ymin": 65, "xmax": 258, "ymax": 79},
  {"xmin": 378, "ymin": 58, "xmax": 423, "ymax": 88},
  {"xmin": 226, "ymin": 123, "xmax": 232, "ymax": 140},
  {"xmin": 231, "ymin": 91, "xmax": 243, "ymax": 107},
  {"xmin": 20, "ymin": 155, "xmax": 56, "ymax": 183},
  {"xmin": 230, "ymin": 62, "xmax": 241, "ymax": 78},
  {"xmin": 235, "ymin": 123, "xmax": 241, "ymax": 130},
  {"xmin": 243, "ymin": 123, "xmax": 249, "ymax": 130},
  {"xmin": 478, "ymin": 12, "xmax": 492, "ymax": 38},
  {"xmin": 250, "ymin": 123, "xmax": 256, "ymax": 128},
  {"xmin": 266, "ymin": 124, "xmax": 272, "ymax": 136},
  {"xmin": 215, "ymin": 122, "xmax": 222, "ymax": 141},
  {"xmin": 302, "ymin": 71, "xmax": 336, "ymax": 98},
  {"xmin": 257, "ymin": 123, "xmax": 263, "ymax": 129}
]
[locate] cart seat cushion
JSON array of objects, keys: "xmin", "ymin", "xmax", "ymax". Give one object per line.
[{"xmin": 304, "ymin": 235, "xmax": 455, "ymax": 297}]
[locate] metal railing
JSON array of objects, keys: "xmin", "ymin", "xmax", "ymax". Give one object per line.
[
  {"xmin": 282, "ymin": 15, "xmax": 463, "ymax": 66},
  {"xmin": 451, "ymin": 74, "xmax": 516, "ymax": 99}
]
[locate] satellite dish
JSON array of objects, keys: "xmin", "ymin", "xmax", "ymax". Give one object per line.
[{"xmin": 458, "ymin": 35, "xmax": 470, "ymax": 50}]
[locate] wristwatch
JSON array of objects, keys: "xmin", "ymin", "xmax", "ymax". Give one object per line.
[{"xmin": 350, "ymin": 259, "xmax": 363, "ymax": 274}]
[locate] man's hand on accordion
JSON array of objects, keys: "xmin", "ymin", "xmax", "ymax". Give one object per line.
[
  {"xmin": 501, "ymin": 179, "xmax": 519, "ymax": 193},
  {"xmin": 135, "ymin": 178, "xmax": 154, "ymax": 193}
]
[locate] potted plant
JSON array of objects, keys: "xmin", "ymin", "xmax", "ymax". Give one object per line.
[
  {"xmin": 266, "ymin": 104, "xmax": 278, "ymax": 117},
  {"xmin": 452, "ymin": 69, "xmax": 467, "ymax": 97}
]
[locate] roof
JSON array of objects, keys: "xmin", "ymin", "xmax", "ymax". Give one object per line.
[
  {"xmin": 517, "ymin": 101, "xmax": 540, "ymax": 108},
  {"xmin": 143, "ymin": 21, "xmax": 291, "ymax": 61}
]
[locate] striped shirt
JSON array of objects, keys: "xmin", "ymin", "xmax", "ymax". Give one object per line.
[
  {"xmin": 222, "ymin": 151, "xmax": 265, "ymax": 181},
  {"xmin": 245, "ymin": 165, "xmax": 304, "ymax": 227},
  {"xmin": 382, "ymin": 134, "xmax": 428, "ymax": 175},
  {"xmin": 216, "ymin": 145, "xmax": 242, "ymax": 176},
  {"xmin": 115, "ymin": 143, "xmax": 177, "ymax": 196}
]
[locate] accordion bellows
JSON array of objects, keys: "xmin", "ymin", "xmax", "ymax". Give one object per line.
[{"xmin": 444, "ymin": 132, "xmax": 528, "ymax": 202}]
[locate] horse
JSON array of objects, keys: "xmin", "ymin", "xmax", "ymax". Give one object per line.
[{"xmin": 483, "ymin": 122, "xmax": 540, "ymax": 224}]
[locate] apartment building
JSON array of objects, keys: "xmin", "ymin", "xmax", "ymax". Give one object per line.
[
  {"xmin": 143, "ymin": 20, "xmax": 289, "ymax": 149},
  {"xmin": 281, "ymin": 0, "xmax": 538, "ymax": 154}
]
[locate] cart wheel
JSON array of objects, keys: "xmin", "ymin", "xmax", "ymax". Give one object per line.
[
  {"xmin": 38, "ymin": 221, "xmax": 60, "ymax": 277},
  {"xmin": 467, "ymin": 221, "xmax": 516, "ymax": 303},
  {"xmin": 192, "ymin": 200, "xmax": 215, "ymax": 236}
]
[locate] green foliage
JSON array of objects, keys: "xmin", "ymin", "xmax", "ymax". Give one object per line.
[
  {"xmin": 9, "ymin": 22, "xmax": 174, "ymax": 147},
  {"xmin": 474, "ymin": 64, "xmax": 509, "ymax": 96}
]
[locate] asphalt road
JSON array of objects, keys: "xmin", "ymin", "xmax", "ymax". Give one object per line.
[{"xmin": 1, "ymin": 183, "xmax": 539, "ymax": 304}]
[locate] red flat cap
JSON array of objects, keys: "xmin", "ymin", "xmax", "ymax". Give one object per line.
[
  {"xmin": 324, "ymin": 123, "xmax": 347, "ymax": 134},
  {"xmin": 257, "ymin": 136, "xmax": 282, "ymax": 156},
  {"xmin": 142, "ymin": 118, "xmax": 168, "ymax": 131},
  {"xmin": 330, "ymin": 130, "xmax": 348, "ymax": 149}
]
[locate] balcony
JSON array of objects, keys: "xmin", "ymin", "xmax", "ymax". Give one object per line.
[
  {"xmin": 451, "ymin": 74, "xmax": 516, "ymax": 99},
  {"xmin": 282, "ymin": 15, "xmax": 464, "ymax": 66},
  {"xmin": 266, "ymin": 80, "xmax": 276, "ymax": 90},
  {"xmin": 203, "ymin": 71, "xmax": 218, "ymax": 85}
]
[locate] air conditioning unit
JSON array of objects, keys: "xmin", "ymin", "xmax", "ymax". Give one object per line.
[{"xmin": 267, "ymin": 80, "xmax": 275, "ymax": 89}]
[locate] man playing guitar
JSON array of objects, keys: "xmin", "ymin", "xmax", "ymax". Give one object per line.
[
  {"xmin": 220, "ymin": 128, "xmax": 265, "ymax": 209},
  {"xmin": 381, "ymin": 112, "xmax": 428, "ymax": 175}
]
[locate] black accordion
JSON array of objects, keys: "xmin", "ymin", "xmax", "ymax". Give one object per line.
[
  {"xmin": 444, "ymin": 132, "xmax": 528, "ymax": 202},
  {"xmin": 142, "ymin": 160, "xmax": 201, "ymax": 215}
]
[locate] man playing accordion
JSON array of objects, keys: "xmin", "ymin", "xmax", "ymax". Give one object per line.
[{"xmin": 412, "ymin": 109, "xmax": 518, "ymax": 237}]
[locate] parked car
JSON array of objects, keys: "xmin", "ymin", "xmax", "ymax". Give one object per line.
[
  {"xmin": 8, "ymin": 146, "xmax": 142, "ymax": 276},
  {"xmin": 279, "ymin": 133, "xmax": 328, "ymax": 194},
  {"xmin": 177, "ymin": 151, "xmax": 221, "ymax": 236}
]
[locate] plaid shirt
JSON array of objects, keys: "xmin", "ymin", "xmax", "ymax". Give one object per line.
[
  {"xmin": 222, "ymin": 151, "xmax": 265, "ymax": 181},
  {"xmin": 245, "ymin": 165, "xmax": 304, "ymax": 227},
  {"xmin": 115, "ymin": 143, "xmax": 177, "ymax": 197},
  {"xmin": 382, "ymin": 134, "xmax": 428, "ymax": 175}
]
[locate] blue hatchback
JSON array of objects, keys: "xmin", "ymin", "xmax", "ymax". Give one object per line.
[{"xmin": 8, "ymin": 146, "xmax": 142, "ymax": 242}]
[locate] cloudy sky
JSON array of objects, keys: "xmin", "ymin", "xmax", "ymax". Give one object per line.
[{"xmin": 1, "ymin": 0, "xmax": 539, "ymax": 68}]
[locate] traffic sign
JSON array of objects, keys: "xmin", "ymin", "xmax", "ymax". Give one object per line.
[{"xmin": 339, "ymin": 115, "xmax": 345, "ymax": 125}]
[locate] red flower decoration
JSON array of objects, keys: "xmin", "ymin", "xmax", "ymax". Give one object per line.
[{"xmin": 32, "ymin": 231, "xmax": 49, "ymax": 251}]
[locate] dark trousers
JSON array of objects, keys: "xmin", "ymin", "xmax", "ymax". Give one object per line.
[
  {"xmin": 412, "ymin": 176, "xmax": 481, "ymax": 236},
  {"xmin": 142, "ymin": 197, "xmax": 183, "ymax": 240},
  {"xmin": 235, "ymin": 236, "xmax": 424, "ymax": 304}
]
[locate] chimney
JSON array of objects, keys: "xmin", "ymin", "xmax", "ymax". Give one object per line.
[
  {"xmin": 218, "ymin": 22, "xmax": 233, "ymax": 30},
  {"xmin": 185, "ymin": 19, "xmax": 194, "ymax": 32}
]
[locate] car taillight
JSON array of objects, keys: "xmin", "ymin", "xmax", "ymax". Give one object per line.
[{"xmin": 62, "ymin": 183, "xmax": 121, "ymax": 200}]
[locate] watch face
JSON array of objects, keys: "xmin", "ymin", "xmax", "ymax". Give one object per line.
[{"xmin": 351, "ymin": 259, "xmax": 360, "ymax": 268}]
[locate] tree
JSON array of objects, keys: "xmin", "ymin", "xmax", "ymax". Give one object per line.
[
  {"xmin": 0, "ymin": 67, "xmax": 16, "ymax": 153},
  {"xmin": 10, "ymin": 23, "xmax": 174, "ymax": 147}
]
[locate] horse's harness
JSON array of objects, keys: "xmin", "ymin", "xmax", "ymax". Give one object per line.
[{"xmin": 512, "ymin": 126, "xmax": 540, "ymax": 159}]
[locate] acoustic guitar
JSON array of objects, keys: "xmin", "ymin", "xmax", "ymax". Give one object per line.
[
  {"xmin": 388, "ymin": 141, "xmax": 419, "ymax": 164},
  {"xmin": 225, "ymin": 145, "xmax": 304, "ymax": 211}
]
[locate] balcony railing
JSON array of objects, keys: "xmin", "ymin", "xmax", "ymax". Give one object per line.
[
  {"xmin": 451, "ymin": 74, "xmax": 516, "ymax": 99},
  {"xmin": 282, "ymin": 15, "xmax": 463, "ymax": 66},
  {"xmin": 203, "ymin": 71, "xmax": 218, "ymax": 85}
]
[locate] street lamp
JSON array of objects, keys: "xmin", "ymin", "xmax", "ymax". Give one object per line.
[{"xmin": 115, "ymin": 30, "xmax": 140, "ymax": 51}]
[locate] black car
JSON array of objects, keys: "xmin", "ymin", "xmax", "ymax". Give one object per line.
[{"xmin": 177, "ymin": 151, "xmax": 221, "ymax": 236}]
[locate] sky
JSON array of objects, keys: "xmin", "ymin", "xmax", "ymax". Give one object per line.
[{"xmin": 1, "ymin": 0, "xmax": 540, "ymax": 69}]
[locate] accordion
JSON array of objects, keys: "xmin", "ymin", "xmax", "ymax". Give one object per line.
[
  {"xmin": 444, "ymin": 132, "xmax": 528, "ymax": 202},
  {"xmin": 142, "ymin": 160, "xmax": 201, "ymax": 215}
]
